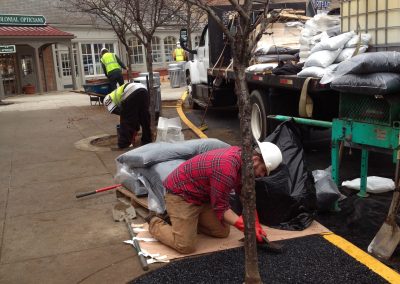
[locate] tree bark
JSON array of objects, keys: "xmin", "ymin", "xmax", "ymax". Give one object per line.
[
  {"xmin": 144, "ymin": 42, "xmax": 156, "ymax": 139},
  {"xmin": 233, "ymin": 37, "xmax": 262, "ymax": 284}
]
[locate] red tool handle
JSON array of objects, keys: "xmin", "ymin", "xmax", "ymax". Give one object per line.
[{"xmin": 75, "ymin": 184, "xmax": 122, "ymax": 198}]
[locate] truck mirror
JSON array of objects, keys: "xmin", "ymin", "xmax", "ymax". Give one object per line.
[{"xmin": 180, "ymin": 28, "xmax": 188, "ymax": 48}]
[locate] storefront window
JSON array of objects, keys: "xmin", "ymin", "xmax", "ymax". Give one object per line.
[
  {"xmin": 129, "ymin": 37, "xmax": 144, "ymax": 64},
  {"xmin": 151, "ymin": 36, "xmax": 162, "ymax": 63},
  {"xmin": 164, "ymin": 36, "xmax": 176, "ymax": 62},
  {"xmin": 81, "ymin": 43, "xmax": 115, "ymax": 76},
  {"xmin": 21, "ymin": 56, "xmax": 33, "ymax": 76}
]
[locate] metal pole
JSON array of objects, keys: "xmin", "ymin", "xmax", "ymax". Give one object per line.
[
  {"xmin": 268, "ymin": 115, "xmax": 333, "ymax": 128},
  {"xmin": 0, "ymin": 76, "xmax": 5, "ymax": 101}
]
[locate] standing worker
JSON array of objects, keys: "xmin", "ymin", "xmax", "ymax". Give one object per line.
[
  {"xmin": 100, "ymin": 48, "xmax": 127, "ymax": 91},
  {"xmin": 103, "ymin": 82, "xmax": 152, "ymax": 149},
  {"xmin": 172, "ymin": 41, "xmax": 187, "ymax": 62},
  {"xmin": 145, "ymin": 142, "xmax": 283, "ymax": 254}
]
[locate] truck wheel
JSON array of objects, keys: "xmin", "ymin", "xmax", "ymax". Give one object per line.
[{"xmin": 250, "ymin": 90, "xmax": 268, "ymax": 141}]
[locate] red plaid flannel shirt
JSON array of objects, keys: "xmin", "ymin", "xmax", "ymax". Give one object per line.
[{"xmin": 163, "ymin": 146, "xmax": 242, "ymax": 221}]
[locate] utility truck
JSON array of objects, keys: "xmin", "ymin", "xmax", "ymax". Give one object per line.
[{"xmin": 180, "ymin": 2, "xmax": 340, "ymax": 141}]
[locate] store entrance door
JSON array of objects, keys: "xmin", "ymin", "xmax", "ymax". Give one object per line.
[
  {"xmin": 0, "ymin": 53, "xmax": 17, "ymax": 95},
  {"xmin": 55, "ymin": 45, "xmax": 79, "ymax": 90}
]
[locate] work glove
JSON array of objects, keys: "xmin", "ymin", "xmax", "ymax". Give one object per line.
[{"xmin": 234, "ymin": 212, "xmax": 267, "ymax": 243}]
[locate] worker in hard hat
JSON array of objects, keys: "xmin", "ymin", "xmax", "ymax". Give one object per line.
[
  {"xmin": 172, "ymin": 41, "xmax": 187, "ymax": 62},
  {"xmin": 100, "ymin": 48, "xmax": 127, "ymax": 91},
  {"xmin": 103, "ymin": 82, "xmax": 152, "ymax": 149},
  {"xmin": 145, "ymin": 141, "xmax": 283, "ymax": 254}
]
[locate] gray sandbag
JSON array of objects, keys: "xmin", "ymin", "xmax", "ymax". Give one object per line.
[
  {"xmin": 116, "ymin": 142, "xmax": 195, "ymax": 168},
  {"xmin": 255, "ymin": 54, "xmax": 297, "ymax": 63},
  {"xmin": 312, "ymin": 168, "xmax": 341, "ymax": 212},
  {"xmin": 116, "ymin": 138, "xmax": 230, "ymax": 168},
  {"xmin": 321, "ymin": 51, "xmax": 400, "ymax": 84},
  {"xmin": 136, "ymin": 159, "xmax": 186, "ymax": 213},
  {"xmin": 331, "ymin": 73, "xmax": 400, "ymax": 95}
]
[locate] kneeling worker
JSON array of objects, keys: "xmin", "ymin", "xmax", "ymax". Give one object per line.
[
  {"xmin": 104, "ymin": 83, "xmax": 152, "ymax": 149},
  {"xmin": 146, "ymin": 141, "xmax": 283, "ymax": 254}
]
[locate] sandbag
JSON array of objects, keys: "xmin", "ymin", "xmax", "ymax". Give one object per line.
[
  {"xmin": 254, "ymin": 54, "xmax": 297, "ymax": 63},
  {"xmin": 345, "ymin": 33, "xmax": 372, "ymax": 48},
  {"xmin": 330, "ymin": 73, "xmax": 400, "ymax": 95},
  {"xmin": 255, "ymin": 120, "xmax": 317, "ymax": 230},
  {"xmin": 312, "ymin": 168, "xmax": 341, "ymax": 212},
  {"xmin": 297, "ymin": 64, "xmax": 338, "ymax": 78},
  {"xmin": 334, "ymin": 46, "xmax": 368, "ymax": 63},
  {"xmin": 304, "ymin": 49, "xmax": 342, "ymax": 68},
  {"xmin": 310, "ymin": 31, "xmax": 355, "ymax": 53},
  {"xmin": 321, "ymin": 51, "xmax": 400, "ymax": 84}
]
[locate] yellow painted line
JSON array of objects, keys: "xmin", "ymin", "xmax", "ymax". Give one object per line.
[
  {"xmin": 324, "ymin": 233, "xmax": 400, "ymax": 283},
  {"xmin": 176, "ymin": 90, "xmax": 208, "ymax": 139}
]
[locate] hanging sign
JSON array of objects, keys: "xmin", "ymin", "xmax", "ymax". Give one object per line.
[
  {"xmin": 0, "ymin": 45, "xmax": 16, "ymax": 54},
  {"xmin": 0, "ymin": 14, "xmax": 46, "ymax": 26}
]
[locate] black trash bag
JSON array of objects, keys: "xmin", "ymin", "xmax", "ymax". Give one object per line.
[{"xmin": 255, "ymin": 120, "xmax": 317, "ymax": 230}]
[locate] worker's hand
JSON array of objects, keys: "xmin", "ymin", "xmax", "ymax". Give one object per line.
[
  {"xmin": 234, "ymin": 212, "xmax": 267, "ymax": 243},
  {"xmin": 255, "ymin": 211, "xmax": 267, "ymax": 243}
]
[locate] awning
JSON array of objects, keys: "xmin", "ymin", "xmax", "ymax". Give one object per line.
[{"xmin": 0, "ymin": 25, "xmax": 74, "ymax": 39}]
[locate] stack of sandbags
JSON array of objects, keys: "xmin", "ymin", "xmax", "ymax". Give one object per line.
[
  {"xmin": 297, "ymin": 31, "xmax": 355, "ymax": 78},
  {"xmin": 298, "ymin": 14, "xmax": 340, "ymax": 63},
  {"xmin": 321, "ymin": 51, "xmax": 400, "ymax": 95}
]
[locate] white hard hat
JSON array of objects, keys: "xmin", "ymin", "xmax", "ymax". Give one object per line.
[
  {"xmin": 256, "ymin": 141, "xmax": 282, "ymax": 174},
  {"xmin": 100, "ymin": 47, "xmax": 109, "ymax": 54},
  {"xmin": 104, "ymin": 94, "xmax": 117, "ymax": 113},
  {"xmin": 176, "ymin": 41, "xmax": 181, "ymax": 46}
]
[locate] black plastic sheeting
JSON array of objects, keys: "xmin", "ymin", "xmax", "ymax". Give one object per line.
[
  {"xmin": 256, "ymin": 121, "xmax": 317, "ymax": 230},
  {"xmin": 131, "ymin": 235, "xmax": 387, "ymax": 284}
]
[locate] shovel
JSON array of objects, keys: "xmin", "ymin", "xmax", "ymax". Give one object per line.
[
  {"xmin": 112, "ymin": 202, "xmax": 149, "ymax": 271},
  {"xmin": 368, "ymin": 137, "xmax": 400, "ymax": 260}
]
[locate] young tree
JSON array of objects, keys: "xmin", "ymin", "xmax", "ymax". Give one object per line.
[{"xmin": 185, "ymin": 0, "xmax": 270, "ymax": 283}]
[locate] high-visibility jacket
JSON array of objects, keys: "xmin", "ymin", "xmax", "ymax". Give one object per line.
[
  {"xmin": 101, "ymin": 52, "xmax": 121, "ymax": 74},
  {"xmin": 104, "ymin": 83, "xmax": 147, "ymax": 113},
  {"xmin": 109, "ymin": 83, "xmax": 126, "ymax": 106},
  {"xmin": 174, "ymin": 48, "xmax": 186, "ymax": 62}
]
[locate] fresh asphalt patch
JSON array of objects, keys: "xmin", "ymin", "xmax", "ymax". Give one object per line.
[{"xmin": 131, "ymin": 235, "xmax": 388, "ymax": 284}]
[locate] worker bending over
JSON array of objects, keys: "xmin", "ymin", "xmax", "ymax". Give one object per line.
[
  {"xmin": 104, "ymin": 83, "xmax": 152, "ymax": 149},
  {"xmin": 100, "ymin": 48, "xmax": 127, "ymax": 91},
  {"xmin": 146, "ymin": 141, "xmax": 282, "ymax": 254}
]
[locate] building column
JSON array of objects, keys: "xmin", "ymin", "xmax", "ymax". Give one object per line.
[
  {"xmin": 68, "ymin": 42, "xmax": 78, "ymax": 90},
  {"xmin": 33, "ymin": 46, "xmax": 44, "ymax": 95}
]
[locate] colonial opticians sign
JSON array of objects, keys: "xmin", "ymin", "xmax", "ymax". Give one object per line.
[{"xmin": 0, "ymin": 14, "xmax": 46, "ymax": 26}]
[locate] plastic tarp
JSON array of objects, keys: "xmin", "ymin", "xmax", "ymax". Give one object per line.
[{"xmin": 254, "ymin": 121, "xmax": 317, "ymax": 230}]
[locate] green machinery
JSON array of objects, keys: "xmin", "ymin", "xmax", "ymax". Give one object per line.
[{"xmin": 270, "ymin": 91, "xmax": 400, "ymax": 198}]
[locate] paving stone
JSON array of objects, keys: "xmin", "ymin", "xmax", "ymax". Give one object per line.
[
  {"xmin": 1, "ymin": 206, "xmax": 127, "ymax": 263},
  {"xmin": 7, "ymin": 174, "xmax": 116, "ymax": 217},
  {"xmin": 10, "ymin": 155, "xmax": 109, "ymax": 187}
]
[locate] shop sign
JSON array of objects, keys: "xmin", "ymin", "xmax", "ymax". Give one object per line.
[
  {"xmin": 0, "ymin": 45, "xmax": 16, "ymax": 54},
  {"xmin": 0, "ymin": 14, "xmax": 46, "ymax": 26}
]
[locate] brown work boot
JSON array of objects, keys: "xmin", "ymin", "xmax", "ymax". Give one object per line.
[
  {"xmin": 144, "ymin": 211, "xmax": 171, "ymax": 225},
  {"xmin": 144, "ymin": 211, "xmax": 157, "ymax": 224}
]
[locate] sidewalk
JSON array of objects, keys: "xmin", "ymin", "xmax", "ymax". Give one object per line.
[{"xmin": 0, "ymin": 84, "xmax": 185, "ymax": 283}]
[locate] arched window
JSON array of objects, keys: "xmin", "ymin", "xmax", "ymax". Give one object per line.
[
  {"xmin": 164, "ymin": 36, "xmax": 176, "ymax": 62},
  {"xmin": 151, "ymin": 36, "xmax": 162, "ymax": 63},
  {"xmin": 129, "ymin": 37, "xmax": 144, "ymax": 64}
]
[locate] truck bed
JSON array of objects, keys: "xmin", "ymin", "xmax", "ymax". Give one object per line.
[{"xmin": 208, "ymin": 68, "xmax": 330, "ymax": 93}]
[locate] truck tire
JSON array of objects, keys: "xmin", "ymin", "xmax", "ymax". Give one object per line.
[{"xmin": 250, "ymin": 89, "xmax": 268, "ymax": 141}]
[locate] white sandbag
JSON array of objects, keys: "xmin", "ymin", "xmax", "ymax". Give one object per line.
[
  {"xmin": 297, "ymin": 66, "xmax": 327, "ymax": 78},
  {"xmin": 304, "ymin": 49, "xmax": 342, "ymax": 68},
  {"xmin": 297, "ymin": 64, "xmax": 338, "ymax": 78},
  {"xmin": 246, "ymin": 63, "xmax": 278, "ymax": 72},
  {"xmin": 310, "ymin": 32, "xmax": 329, "ymax": 45},
  {"xmin": 345, "ymin": 33, "xmax": 372, "ymax": 48},
  {"xmin": 299, "ymin": 50, "xmax": 311, "ymax": 59},
  {"xmin": 342, "ymin": 176, "xmax": 395, "ymax": 193},
  {"xmin": 310, "ymin": 31, "xmax": 355, "ymax": 53},
  {"xmin": 334, "ymin": 46, "xmax": 368, "ymax": 63}
]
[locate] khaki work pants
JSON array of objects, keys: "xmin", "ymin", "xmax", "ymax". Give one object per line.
[{"xmin": 149, "ymin": 193, "xmax": 230, "ymax": 254}]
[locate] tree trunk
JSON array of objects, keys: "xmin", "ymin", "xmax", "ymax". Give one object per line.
[
  {"xmin": 233, "ymin": 53, "xmax": 261, "ymax": 283},
  {"xmin": 144, "ymin": 43, "xmax": 156, "ymax": 140},
  {"xmin": 126, "ymin": 47, "xmax": 133, "ymax": 81}
]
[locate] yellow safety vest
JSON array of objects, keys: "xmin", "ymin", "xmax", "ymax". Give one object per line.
[
  {"xmin": 101, "ymin": 52, "xmax": 121, "ymax": 74},
  {"xmin": 175, "ymin": 48, "xmax": 185, "ymax": 62},
  {"xmin": 109, "ymin": 83, "xmax": 126, "ymax": 106}
]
